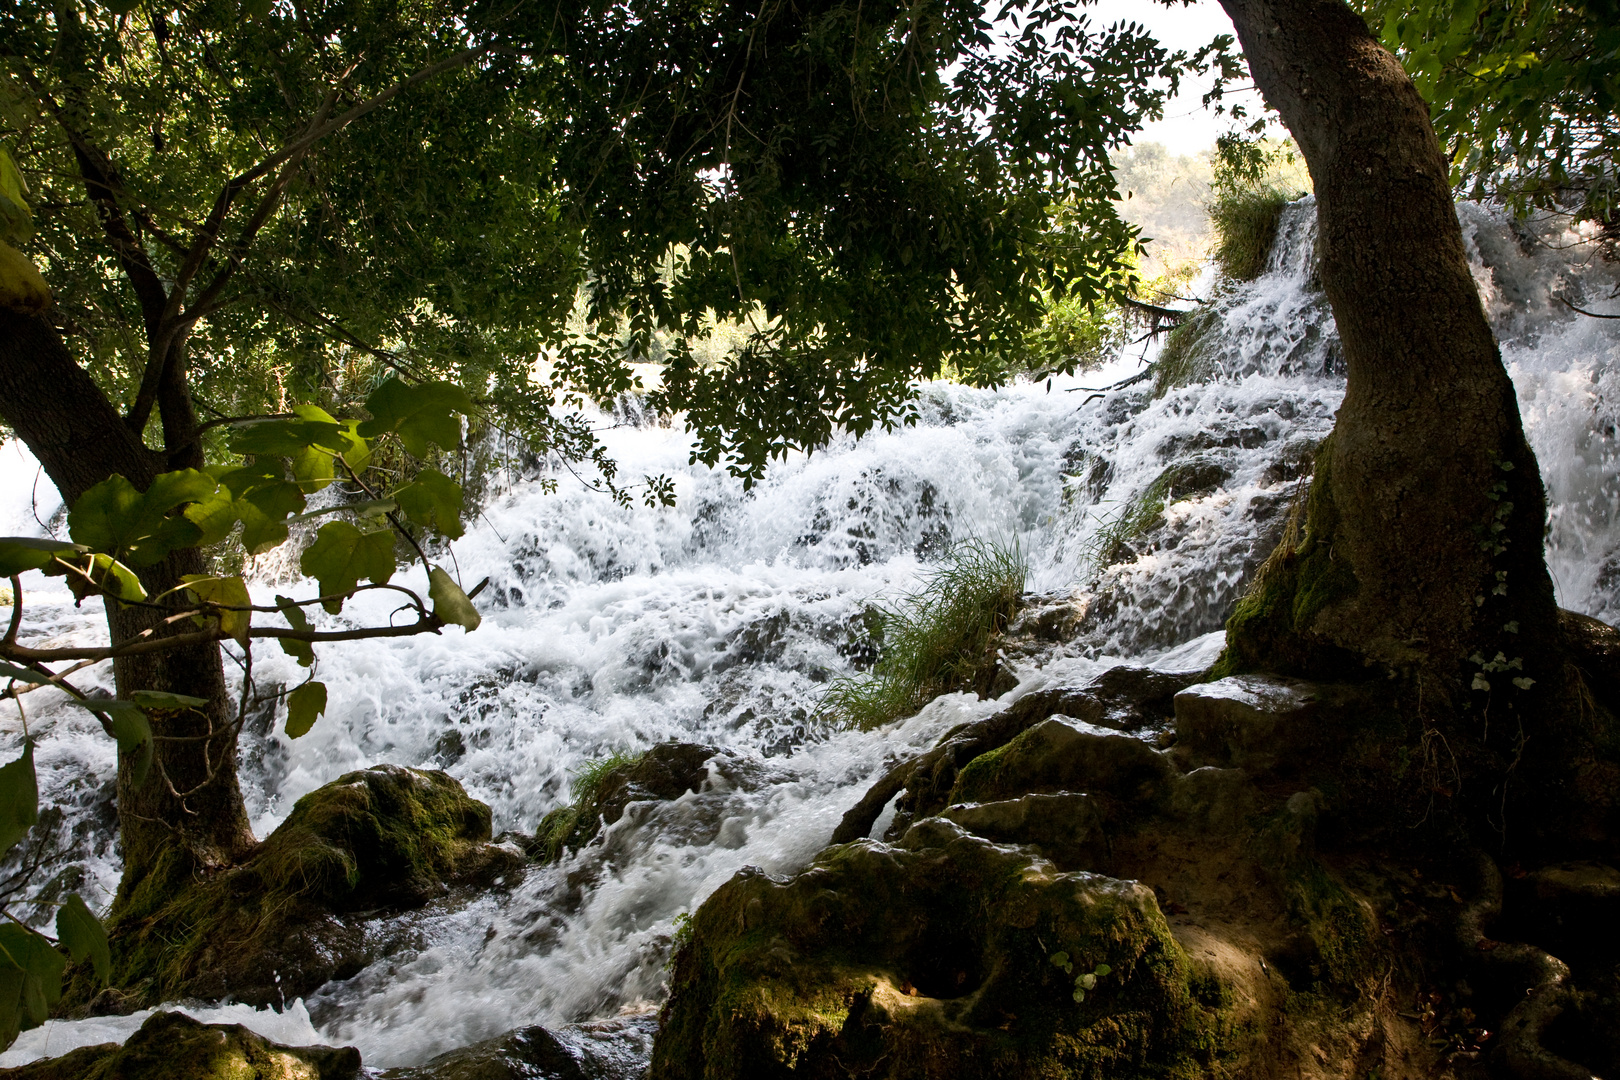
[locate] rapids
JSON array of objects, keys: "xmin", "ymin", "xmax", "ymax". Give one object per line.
[{"xmin": 1, "ymin": 198, "xmax": 1617, "ymax": 1069}]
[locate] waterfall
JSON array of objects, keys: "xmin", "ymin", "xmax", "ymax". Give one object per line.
[{"xmin": 2, "ymin": 198, "xmax": 1616, "ymax": 1069}]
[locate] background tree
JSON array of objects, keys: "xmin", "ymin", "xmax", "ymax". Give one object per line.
[{"xmin": 0, "ymin": 0, "xmax": 1208, "ymax": 972}]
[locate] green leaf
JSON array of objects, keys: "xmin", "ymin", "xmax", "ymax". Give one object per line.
[
  {"xmin": 394, "ymin": 469, "xmax": 465, "ymax": 539},
  {"xmin": 1072, "ymin": 987, "xmax": 1086, "ymax": 1003},
  {"xmin": 0, "ymin": 922, "xmax": 66, "ymax": 1028},
  {"xmin": 183, "ymin": 487, "xmax": 243, "ymax": 546},
  {"xmin": 285, "ymin": 680, "xmax": 327, "ymax": 738},
  {"xmin": 428, "ymin": 566, "xmax": 481, "ymax": 631},
  {"xmin": 243, "ymin": 480, "xmax": 307, "ymax": 523},
  {"xmin": 0, "ymin": 148, "xmax": 32, "ymax": 246},
  {"xmin": 1078, "ymin": 972, "xmax": 1097, "ymax": 990},
  {"xmin": 239, "ymin": 502, "xmax": 291, "ymax": 555},
  {"xmin": 56, "ymin": 894, "xmax": 110, "ymax": 984},
  {"xmin": 275, "ymin": 595, "xmax": 315, "ymax": 667},
  {"xmin": 358, "ymin": 379, "xmax": 474, "ymax": 457},
  {"xmin": 1048, "ymin": 951, "xmax": 1070, "ymax": 968},
  {"xmin": 110, "ymin": 710, "xmax": 154, "ymax": 787},
  {"xmin": 182, "ymin": 574, "xmax": 253, "ymax": 645},
  {"xmin": 83, "ymin": 554, "xmax": 147, "ymax": 603},
  {"xmin": 0, "ymin": 743, "xmax": 37, "ymax": 858},
  {"xmin": 300, "ymin": 522, "xmax": 395, "ymax": 612},
  {"xmin": 0, "ymin": 662, "xmax": 43, "ymax": 686},
  {"xmin": 1092, "ymin": 963, "xmax": 1111, "ymax": 977},
  {"xmin": 229, "ymin": 417, "xmax": 349, "ymax": 458},
  {"xmin": 0, "ymin": 537, "xmax": 85, "ymax": 577},
  {"xmin": 67, "ymin": 471, "xmax": 215, "ymax": 566}
]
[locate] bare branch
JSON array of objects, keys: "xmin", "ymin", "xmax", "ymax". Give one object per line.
[{"xmin": 0, "ymin": 615, "xmax": 445, "ymax": 664}]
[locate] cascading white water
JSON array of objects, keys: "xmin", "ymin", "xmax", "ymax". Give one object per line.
[{"xmin": 1, "ymin": 198, "xmax": 1617, "ymax": 1069}]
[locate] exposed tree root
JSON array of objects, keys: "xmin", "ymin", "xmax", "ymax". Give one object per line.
[{"xmin": 1458, "ymin": 852, "xmax": 1593, "ymax": 1080}]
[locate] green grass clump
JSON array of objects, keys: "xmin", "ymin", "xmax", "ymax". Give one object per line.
[
  {"xmin": 1208, "ymin": 187, "xmax": 1290, "ymax": 283},
  {"xmin": 820, "ymin": 538, "xmax": 1028, "ymax": 730},
  {"xmin": 537, "ymin": 749, "xmax": 643, "ymax": 860}
]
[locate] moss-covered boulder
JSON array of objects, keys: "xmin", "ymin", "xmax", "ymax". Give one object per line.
[
  {"xmin": 652, "ymin": 819, "xmax": 1214, "ymax": 1080},
  {"xmin": 69, "ymin": 765, "xmax": 522, "ymax": 1011},
  {"xmin": 0, "ymin": 1010, "xmax": 360, "ymax": 1079},
  {"xmin": 536, "ymin": 743, "xmax": 723, "ymax": 861}
]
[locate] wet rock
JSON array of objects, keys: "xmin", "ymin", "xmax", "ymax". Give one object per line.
[
  {"xmin": 380, "ymin": 1012, "xmax": 657, "ymax": 1080},
  {"xmin": 0, "ymin": 1010, "xmax": 360, "ymax": 1079},
  {"xmin": 68, "ymin": 766, "xmax": 524, "ymax": 1012},
  {"xmin": 939, "ymin": 792, "xmax": 1109, "ymax": 867},
  {"xmin": 1172, "ymin": 675, "xmax": 1365, "ymax": 780},
  {"xmin": 832, "ymin": 663, "xmax": 1202, "ymax": 845},
  {"xmin": 651, "ymin": 821, "xmax": 1212, "ymax": 1080},
  {"xmin": 537, "ymin": 743, "xmax": 756, "ymax": 860},
  {"xmin": 946, "ymin": 718, "xmax": 1177, "ymax": 813}
]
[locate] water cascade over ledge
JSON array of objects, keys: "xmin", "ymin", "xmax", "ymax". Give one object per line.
[{"xmin": 1, "ymin": 198, "xmax": 1617, "ymax": 1070}]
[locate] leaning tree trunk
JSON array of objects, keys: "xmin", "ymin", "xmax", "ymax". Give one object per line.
[
  {"xmin": 1211, "ymin": 0, "xmax": 1582, "ymax": 849},
  {"xmin": 0, "ymin": 307, "xmax": 256, "ymax": 896}
]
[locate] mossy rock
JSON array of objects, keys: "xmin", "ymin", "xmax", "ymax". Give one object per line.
[
  {"xmin": 0, "ymin": 1010, "xmax": 360, "ymax": 1079},
  {"xmin": 536, "ymin": 743, "xmax": 723, "ymax": 861},
  {"xmin": 946, "ymin": 718, "xmax": 1177, "ymax": 814},
  {"xmin": 651, "ymin": 819, "xmax": 1218, "ymax": 1080},
  {"xmin": 67, "ymin": 765, "xmax": 522, "ymax": 1011}
]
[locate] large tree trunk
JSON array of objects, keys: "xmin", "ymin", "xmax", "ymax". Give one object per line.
[
  {"xmin": 1212, "ymin": 0, "xmax": 1582, "ymax": 848},
  {"xmin": 0, "ymin": 307, "xmax": 256, "ymax": 894}
]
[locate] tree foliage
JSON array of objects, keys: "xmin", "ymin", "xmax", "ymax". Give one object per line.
[{"xmin": 1354, "ymin": 0, "xmax": 1620, "ymax": 220}]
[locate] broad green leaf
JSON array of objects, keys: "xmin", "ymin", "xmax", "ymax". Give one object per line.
[
  {"xmin": 84, "ymin": 554, "xmax": 146, "ymax": 603},
  {"xmin": 243, "ymin": 480, "xmax": 306, "ymax": 523},
  {"xmin": 110, "ymin": 710, "xmax": 153, "ymax": 787},
  {"xmin": 0, "ymin": 537, "xmax": 85, "ymax": 577},
  {"xmin": 183, "ymin": 487, "xmax": 243, "ymax": 546},
  {"xmin": 239, "ymin": 502, "xmax": 291, "ymax": 555},
  {"xmin": 0, "ymin": 662, "xmax": 43, "ymax": 686},
  {"xmin": 394, "ymin": 469, "xmax": 465, "ymax": 539},
  {"xmin": 216, "ymin": 459, "xmax": 284, "ymax": 498},
  {"xmin": 67, "ymin": 471, "xmax": 214, "ymax": 566},
  {"xmin": 428, "ymin": 566, "xmax": 481, "ymax": 631},
  {"xmin": 229, "ymin": 418, "xmax": 349, "ymax": 458},
  {"xmin": 0, "ymin": 965, "xmax": 24, "ymax": 1049},
  {"xmin": 56, "ymin": 894, "xmax": 110, "ymax": 984},
  {"xmin": 300, "ymin": 522, "xmax": 395, "ymax": 612},
  {"xmin": 66, "ymin": 475, "xmax": 142, "ymax": 554},
  {"xmin": 182, "ymin": 574, "xmax": 253, "ymax": 645},
  {"xmin": 1092, "ymin": 963, "xmax": 1111, "ymax": 977},
  {"xmin": 0, "ymin": 743, "xmax": 37, "ymax": 858},
  {"xmin": 1048, "ymin": 951, "xmax": 1069, "ymax": 968},
  {"xmin": 285, "ymin": 680, "xmax": 327, "ymax": 738},
  {"xmin": 275, "ymin": 595, "xmax": 315, "ymax": 667},
  {"xmin": 358, "ymin": 379, "xmax": 474, "ymax": 457},
  {"xmin": 0, "ymin": 148, "xmax": 31, "ymax": 245},
  {"xmin": 0, "ymin": 922, "xmax": 66, "ymax": 1027}
]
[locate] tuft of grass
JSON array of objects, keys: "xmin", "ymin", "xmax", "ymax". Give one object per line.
[
  {"xmin": 537, "ymin": 749, "xmax": 643, "ymax": 860},
  {"xmin": 819, "ymin": 538, "xmax": 1028, "ymax": 730},
  {"xmin": 1208, "ymin": 187, "xmax": 1291, "ymax": 283}
]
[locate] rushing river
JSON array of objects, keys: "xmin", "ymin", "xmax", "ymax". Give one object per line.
[{"xmin": 2, "ymin": 198, "xmax": 1618, "ymax": 1069}]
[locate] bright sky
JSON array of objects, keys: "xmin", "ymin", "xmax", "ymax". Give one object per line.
[{"xmin": 1083, "ymin": 0, "xmax": 1265, "ymax": 157}]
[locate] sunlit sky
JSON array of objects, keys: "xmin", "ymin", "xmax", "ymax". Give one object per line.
[{"xmin": 1084, "ymin": 0, "xmax": 1265, "ymax": 156}]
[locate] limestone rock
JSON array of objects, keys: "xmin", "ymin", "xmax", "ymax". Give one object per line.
[
  {"xmin": 378, "ymin": 1013, "xmax": 656, "ymax": 1080},
  {"xmin": 70, "ymin": 766, "xmax": 523, "ymax": 1012},
  {"xmin": 946, "ymin": 717, "xmax": 1177, "ymax": 813},
  {"xmin": 537, "ymin": 743, "xmax": 732, "ymax": 860},
  {"xmin": 1172, "ymin": 675, "xmax": 1360, "ymax": 779},
  {"xmin": 651, "ymin": 820, "xmax": 1211, "ymax": 1080},
  {"xmin": 0, "ymin": 1011, "xmax": 360, "ymax": 1079}
]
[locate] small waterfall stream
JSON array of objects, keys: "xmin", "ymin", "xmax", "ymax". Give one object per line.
[{"xmin": 2, "ymin": 198, "xmax": 1617, "ymax": 1069}]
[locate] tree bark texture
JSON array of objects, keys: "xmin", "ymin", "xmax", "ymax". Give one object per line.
[
  {"xmin": 0, "ymin": 308, "xmax": 256, "ymax": 889},
  {"xmin": 1215, "ymin": 0, "xmax": 1560, "ymax": 683},
  {"xmin": 1209, "ymin": 0, "xmax": 1604, "ymax": 852}
]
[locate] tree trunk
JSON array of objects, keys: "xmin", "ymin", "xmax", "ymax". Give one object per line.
[
  {"xmin": 0, "ymin": 308, "xmax": 256, "ymax": 893},
  {"xmin": 1212, "ymin": 0, "xmax": 1581, "ymax": 847}
]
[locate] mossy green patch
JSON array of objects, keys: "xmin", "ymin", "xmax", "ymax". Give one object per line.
[
  {"xmin": 651, "ymin": 822, "xmax": 1225, "ymax": 1080},
  {"xmin": 65, "ymin": 765, "xmax": 516, "ymax": 1012},
  {"xmin": 1215, "ymin": 437, "xmax": 1362, "ymax": 681}
]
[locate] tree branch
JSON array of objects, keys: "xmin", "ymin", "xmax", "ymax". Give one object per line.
[{"xmin": 0, "ymin": 616, "xmax": 445, "ymax": 664}]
